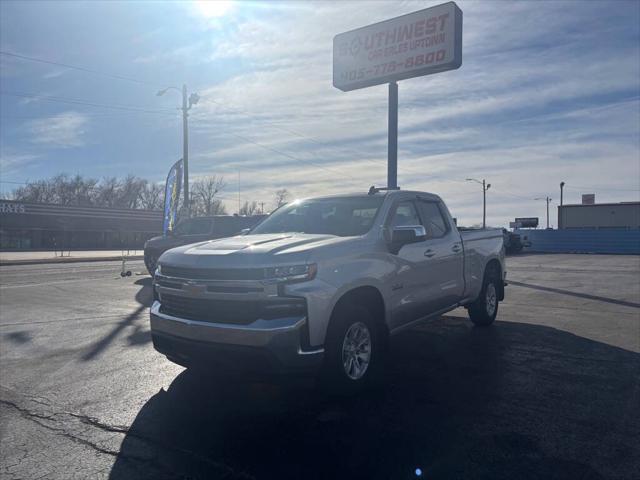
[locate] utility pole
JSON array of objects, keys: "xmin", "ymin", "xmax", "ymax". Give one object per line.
[
  {"xmin": 466, "ymin": 178, "xmax": 491, "ymax": 228},
  {"xmin": 559, "ymin": 182, "xmax": 565, "ymax": 229},
  {"xmin": 182, "ymin": 84, "xmax": 189, "ymax": 217},
  {"xmin": 535, "ymin": 196, "xmax": 552, "ymax": 229},
  {"xmin": 157, "ymin": 84, "xmax": 199, "ymax": 217}
]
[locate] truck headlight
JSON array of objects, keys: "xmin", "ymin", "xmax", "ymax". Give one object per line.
[{"xmin": 265, "ymin": 264, "xmax": 317, "ymax": 283}]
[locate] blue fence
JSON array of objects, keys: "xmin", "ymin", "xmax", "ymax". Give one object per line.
[{"xmin": 515, "ymin": 228, "xmax": 640, "ymax": 254}]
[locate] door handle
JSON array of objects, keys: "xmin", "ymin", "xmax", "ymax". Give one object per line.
[
  {"xmin": 452, "ymin": 244, "xmax": 462, "ymax": 253},
  {"xmin": 424, "ymin": 249, "xmax": 435, "ymax": 258}
]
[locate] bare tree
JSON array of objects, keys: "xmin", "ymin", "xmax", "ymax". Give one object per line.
[
  {"xmin": 274, "ymin": 188, "xmax": 290, "ymax": 208},
  {"xmin": 239, "ymin": 200, "xmax": 259, "ymax": 216},
  {"xmin": 12, "ymin": 179, "xmax": 56, "ymax": 204},
  {"xmin": 93, "ymin": 177, "xmax": 121, "ymax": 208},
  {"xmin": 13, "ymin": 174, "xmax": 97, "ymax": 206},
  {"xmin": 11, "ymin": 173, "xmax": 171, "ymax": 211},
  {"xmin": 118, "ymin": 175, "xmax": 146, "ymax": 209},
  {"xmin": 139, "ymin": 181, "xmax": 164, "ymax": 210},
  {"xmin": 191, "ymin": 175, "xmax": 227, "ymax": 215}
]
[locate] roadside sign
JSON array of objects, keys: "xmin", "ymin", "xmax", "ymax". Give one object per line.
[
  {"xmin": 582, "ymin": 194, "xmax": 595, "ymax": 205},
  {"xmin": 515, "ymin": 217, "xmax": 539, "ymax": 228},
  {"xmin": 333, "ymin": 2, "xmax": 462, "ymax": 92}
]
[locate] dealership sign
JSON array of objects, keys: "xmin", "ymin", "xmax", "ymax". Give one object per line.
[{"xmin": 333, "ymin": 2, "xmax": 462, "ymax": 91}]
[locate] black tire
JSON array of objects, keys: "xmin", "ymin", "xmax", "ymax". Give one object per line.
[
  {"xmin": 321, "ymin": 303, "xmax": 382, "ymax": 394},
  {"xmin": 144, "ymin": 253, "xmax": 158, "ymax": 276},
  {"xmin": 468, "ymin": 267, "xmax": 500, "ymax": 327}
]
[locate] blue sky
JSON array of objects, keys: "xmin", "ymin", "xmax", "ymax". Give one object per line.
[{"xmin": 1, "ymin": 0, "xmax": 639, "ymax": 226}]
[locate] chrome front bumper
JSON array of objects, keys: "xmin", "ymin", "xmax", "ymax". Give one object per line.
[{"xmin": 150, "ymin": 301, "xmax": 324, "ymax": 373}]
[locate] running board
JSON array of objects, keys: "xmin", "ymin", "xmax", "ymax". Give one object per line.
[{"xmin": 389, "ymin": 303, "xmax": 462, "ymax": 336}]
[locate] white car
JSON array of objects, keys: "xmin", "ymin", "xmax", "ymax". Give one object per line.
[{"xmin": 151, "ymin": 188, "xmax": 506, "ymax": 391}]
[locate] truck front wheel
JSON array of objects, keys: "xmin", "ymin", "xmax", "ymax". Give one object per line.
[
  {"xmin": 467, "ymin": 270, "xmax": 500, "ymax": 326},
  {"xmin": 322, "ymin": 304, "xmax": 381, "ymax": 394}
]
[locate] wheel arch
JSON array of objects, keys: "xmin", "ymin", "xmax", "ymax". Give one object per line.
[
  {"xmin": 484, "ymin": 258, "xmax": 504, "ymax": 301},
  {"xmin": 329, "ymin": 285, "xmax": 388, "ymax": 341}
]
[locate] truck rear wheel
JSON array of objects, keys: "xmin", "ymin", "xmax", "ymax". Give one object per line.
[
  {"xmin": 467, "ymin": 269, "xmax": 500, "ymax": 326},
  {"xmin": 321, "ymin": 303, "xmax": 381, "ymax": 394}
]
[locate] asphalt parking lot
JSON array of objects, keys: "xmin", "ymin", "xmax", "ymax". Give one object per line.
[{"xmin": 1, "ymin": 254, "xmax": 639, "ymax": 479}]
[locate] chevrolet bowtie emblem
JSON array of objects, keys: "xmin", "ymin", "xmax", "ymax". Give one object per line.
[{"xmin": 184, "ymin": 282, "xmax": 206, "ymax": 294}]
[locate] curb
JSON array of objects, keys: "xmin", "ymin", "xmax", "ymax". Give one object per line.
[{"xmin": 0, "ymin": 255, "xmax": 144, "ymax": 266}]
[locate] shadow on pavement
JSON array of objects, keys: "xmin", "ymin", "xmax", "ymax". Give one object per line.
[
  {"xmin": 81, "ymin": 277, "xmax": 153, "ymax": 361},
  {"xmin": 509, "ymin": 280, "xmax": 640, "ymax": 309},
  {"xmin": 109, "ymin": 317, "xmax": 640, "ymax": 480},
  {"xmin": 4, "ymin": 330, "xmax": 32, "ymax": 344}
]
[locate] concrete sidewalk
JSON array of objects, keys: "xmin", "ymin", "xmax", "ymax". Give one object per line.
[{"xmin": 0, "ymin": 250, "xmax": 144, "ymax": 266}]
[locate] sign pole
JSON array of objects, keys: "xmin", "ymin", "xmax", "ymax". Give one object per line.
[
  {"xmin": 333, "ymin": 2, "xmax": 462, "ymax": 189},
  {"xmin": 388, "ymin": 81, "xmax": 398, "ymax": 189}
]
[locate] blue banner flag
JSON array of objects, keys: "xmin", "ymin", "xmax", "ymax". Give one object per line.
[{"xmin": 162, "ymin": 159, "xmax": 184, "ymax": 235}]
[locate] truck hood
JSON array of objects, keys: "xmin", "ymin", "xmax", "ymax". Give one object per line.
[{"xmin": 158, "ymin": 233, "xmax": 356, "ymax": 268}]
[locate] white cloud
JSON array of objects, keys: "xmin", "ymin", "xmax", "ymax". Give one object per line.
[
  {"xmin": 27, "ymin": 111, "xmax": 89, "ymax": 148},
  {"xmin": 183, "ymin": 1, "xmax": 639, "ymax": 223},
  {"xmin": 0, "ymin": 152, "xmax": 41, "ymax": 173}
]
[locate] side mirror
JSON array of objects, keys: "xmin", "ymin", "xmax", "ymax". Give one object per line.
[{"xmin": 390, "ymin": 225, "xmax": 426, "ymax": 254}]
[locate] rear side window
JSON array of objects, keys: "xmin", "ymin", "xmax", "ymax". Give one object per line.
[
  {"xmin": 417, "ymin": 201, "xmax": 448, "ymax": 239},
  {"xmin": 390, "ymin": 202, "xmax": 422, "ymax": 227}
]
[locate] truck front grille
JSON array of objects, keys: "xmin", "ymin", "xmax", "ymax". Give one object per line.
[
  {"xmin": 161, "ymin": 265, "xmax": 266, "ymax": 280},
  {"xmin": 159, "ymin": 294, "xmax": 306, "ymax": 324}
]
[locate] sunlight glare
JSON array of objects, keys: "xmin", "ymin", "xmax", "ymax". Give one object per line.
[{"xmin": 193, "ymin": 0, "xmax": 234, "ymax": 19}]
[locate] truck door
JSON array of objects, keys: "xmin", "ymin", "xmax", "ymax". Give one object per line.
[
  {"xmin": 415, "ymin": 200, "xmax": 465, "ymax": 311},
  {"xmin": 388, "ymin": 200, "xmax": 433, "ymax": 330}
]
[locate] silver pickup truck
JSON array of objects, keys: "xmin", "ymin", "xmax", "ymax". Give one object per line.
[{"xmin": 151, "ymin": 189, "xmax": 506, "ymax": 391}]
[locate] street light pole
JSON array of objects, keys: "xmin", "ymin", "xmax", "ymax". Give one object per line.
[
  {"xmin": 182, "ymin": 85, "xmax": 189, "ymax": 217},
  {"xmin": 559, "ymin": 181, "xmax": 565, "ymax": 229},
  {"xmin": 157, "ymin": 84, "xmax": 199, "ymax": 217},
  {"xmin": 483, "ymin": 179, "xmax": 487, "ymax": 229},
  {"xmin": 535, "ymin": 196, "xmax": 553, "ymax": 229},
  {"xmin": 466, "ymin": 178, "xmax": 491, "ymax": 228}
]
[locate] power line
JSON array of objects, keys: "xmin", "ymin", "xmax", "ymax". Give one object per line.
[
  {"xmin": 210, "ymin": 127, "xmax": 362, "ymax": 183},
  {"xmin": 0, "ymin": 90, "xmax": 177, "ymax": 116},
  {"xmin": 564, "ymin": 184, "xmax": 639, "ymax": 193},
  {"xmin": 1, "ymin": 111, "xmax": 177, "ymax": 119},
  {"xmin": 201, "ymin": 96, "xmax": 463, "ymax": 183},
  {"xmin": 0, "ymin": 51, "xmax": 158, "ymax": 86}
]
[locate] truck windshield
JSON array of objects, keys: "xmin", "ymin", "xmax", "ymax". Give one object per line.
[{"xmin": 251, "ymin": 196, "xmax": 384, "ymax": 236}]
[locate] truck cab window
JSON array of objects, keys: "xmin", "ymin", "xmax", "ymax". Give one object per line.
[
  {"xmin": 417, "ymin": 201, "xmax": 448, "ymax": 239},
  {"xmin": 391, "ymin": 202, "xmax": 422, "ymax": 227}
]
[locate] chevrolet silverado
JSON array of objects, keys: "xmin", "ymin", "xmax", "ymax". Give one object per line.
[{"xmin": 150, "ymin": 188, "xmax": 506, "ymax": 391}]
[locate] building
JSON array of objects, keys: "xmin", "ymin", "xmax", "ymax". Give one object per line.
[
  {"xmin": 0, "ymin": 200, "xmax": 162, "ymax": 250},
  {"xmin": 558, "ymin": 201, "xmax": 640, "ymax": 230}
]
